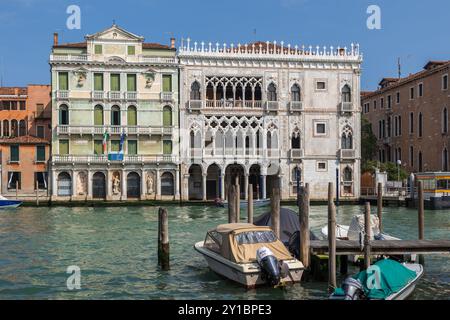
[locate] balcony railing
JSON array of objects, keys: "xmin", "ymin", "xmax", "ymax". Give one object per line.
[
  {"xmin": 188, "ymin": 100, "xmax": 203, "ymax": 111},
  {"xmin": 52, "ymin": 154, "xmax": 177, "ymax": 164},
  {"xmin": 92, "ymin": 91, "xmax": 106, "ymax": 100},
  {"xmin": 339, "ymin": 102, "xmax": 353, "ymax": 112},
  {"xmin": 50, "ymin": 54, "xmax": 176, "ymax": 64},
  {"xmin": 289, "ymin": 149, "xmax": 304, "ymax": 159},
  {"xmin": 189, "ymin": 147, "xmax": 279, "ymax": 159},
  {"xmin": 56, "ymin": 125, "xmax": 173, "ymax": 136},
  {"xmin": 289, "ymin": 101, "xmax": 303, "ymax": 112},
  {"xmin": 202, "ymin": 100, "xmax": 264, "ymax": 109},
  {"xmin": 161, "ymin": 92, "xmax": 173, "ymax": 102},
  {"xmin": 108, "ymin": 91, "xmax": 122, "ymax": 100},
  {"xmin": 55, "ymin": 90, "xmax": 69, "ymax": 100},
  {"xmin": 125, "ymin": 92, "xmax": 137, "ymax": 101},
  {"xmin": 339, "ymin": 149, "xmax": 356, "ymax": 159},
  {"xmin": 265, "ymin": 101, "xmax": 279, "ymax": 111}
]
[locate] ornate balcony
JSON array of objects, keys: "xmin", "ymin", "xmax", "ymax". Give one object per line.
[
  {"xmin": 289, "ymin": 101, "xmax": 303, "ymax": 113},
  {"xmin": 92, "ymin": 91, "xmax": 106, "ymax": 100},
  {"xmin": 55, "ymin": 90, "xmax": 69, "ymax": 100},
  {"xmin": 339, "ymin": 149, "xmax": 356, "ymax": 159},
  {"xmin": 339, "ymin": 102, "xmax": 353, "ymax": 113},
  {"xmin": 108, "ymin": 91, "xmax": 122, "ymax": 101},
  {"xmin": 188, "ymin": 100, "xmax": 203, "ymax": 111},
  {"xmin": 265, "ymin": 101, "xmax": 279, "ymax": 112},
  {"xmin": 52, "ymin": 154, "xmax": 177, "ymax": 164},
  {"xmin": 161, "ymin": 92, "xmax": 173, "ymax": 102},
  {"xmin": 289, "ymin": 149, "xmax": 304, "ymax": 159},
  {"xmin": 125, "ymin": 92, "xmax": 137, "ymax": 101},
  {"xmin": 56, "ymin": 125, "xmax": 173, "ymax": 136},
  {"xmin": 50, "ymin": 54, "xmax": 176, "ymax": 64}
]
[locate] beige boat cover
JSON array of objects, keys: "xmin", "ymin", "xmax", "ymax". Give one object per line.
[{"xmin": 213, "ymin": 224, "xmax": 293, "ymax": 264}]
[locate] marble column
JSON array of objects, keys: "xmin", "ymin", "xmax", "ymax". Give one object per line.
[
  {"xmin": 121, "ymin": 170, "xmax": 127, "ymax": 201},
  {"xmin": 262, "ymin": 174, "xmax": 267, "ymax": 199},
  {"xmin": 87, "ymin": 170, "xmax": 93, "ymax": 199},
  {"xmin": 51, "ymin": 169, "xmax": 57, "ymax": 196},
  {"xmin": 244, "ymin": 173, "xmax": 249, "ymax": 200},
  {"xmin": 156, "ymin": 169, "xmax": 161, "ymax": 199},
  {"xmin": 220, "ymin": 173, "xmax": 225, "ymax": 200},
  {"xmin": 175, "ymin": 169, "xmax": 180, "ymax": 198},
  {"xmin": 72, "ymin": 170, "xmax": 77, "ymax": 198},
  {"xmin": 202, "ymin": 173, "xmax": 207, "ymax": 201},
  {"xmin": 140, "ymin": 169, "xmax": 146, "ymax": 200}
]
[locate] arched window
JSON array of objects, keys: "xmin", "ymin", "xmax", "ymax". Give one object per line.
[
  {"xmin": 111, "ymin": 105, "xmax": 121, "ymax": 126},
  {"xmin": 190, "ymin": 81, "xmax": 201, "ymax": 100},
  {"xmin": 341, "ymin": 132, "xmax": 353, "ymax": 149},
  {"xmin": 418, "ymin": 112, "xmax": 423, "ymax": 137},
  {"xmin": 57, "ymin": 172, "xmax": 72, "ymax": 196},
  {"xmin": 291, "ymin": 135, "xmax": 300, "ymax": 149},
  {"xmin": 443, "ymin": 107, "xmax": 448, "ymax": 134},
  {"xmin": 3, "ymin": 120, "xmax": 9, "ymax": 137},
  {"xmin": 19, "ymin": 120, "xmax": 26, "ymax": 136},
  {"xmin": 291, "ymin": 84, "xmax": 301, "ymax": 101},
  {"xmin": 267, "ymin": 83, "xmax": 277, "ymax": 101},
  {"xmin": 409, "ymin": 146, "xmax": 414, "ymax": 167},
  {"xmin": 127, "ymin": 105, "xmax": 137, "ymax": 126},
  {"xmin": 343, "ymin": 167, "xmax": 353, "ymax": 182},
  {"xmin": 59, "ymin": 104, "xmax": 69, "ymax": 125},
  {"xmin": 443, "ymin": 148, "xmax": 449, "ymax": 172},
  {"xmin": 254, "ymin": 83, "xmax": 262, "ymax": 101},
  {"xmin": 418, "ymin": 151, "xmax": 423, "ymax": 172},
  {"xmin": 11, "ymin": 119, "xmax": 18, "ymax": 137},
  {"xmin": 94, "ymin": 105, "xmax": 104, "ymax": 126},
  {"xmin": 163, "ymin": 106, "xmax": 172, "ymax": 126},
  {"xmin": 342, "ymin": 85, "xmax": 351, "ymax": 102},
  {"xmin": 161, "ymin": 172, "xmax": 174, "ymax": 196}
]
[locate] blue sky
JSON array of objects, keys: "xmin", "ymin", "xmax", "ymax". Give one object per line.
[{"xmin": 0, "ymin": 0, "xmax": 449, "ymax": 90}]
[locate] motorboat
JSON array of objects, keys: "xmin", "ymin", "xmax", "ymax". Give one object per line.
[
  {"xmin": 0, "ymin": 195, "xmax": 22, "ymax": 209},
  {"xmin": 330, "ymin": 258, "xmax": 424, "ymax": 300},
  {"xmin": 194, "ymin": 223, "xmax": 304, "ymax": 288}
]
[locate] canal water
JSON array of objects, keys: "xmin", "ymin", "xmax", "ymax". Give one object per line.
[{"xmin": 0, "ymin": 205, "xmax": 449, "ymax": 300}]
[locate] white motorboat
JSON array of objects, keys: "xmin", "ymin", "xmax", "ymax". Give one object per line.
[
  {"xmin": 0, "ymin": 195, "xmax": 22, "ymax": 209},
  {"xmin": 194, "ymin": 223, "xmax": 304, "ymax": 288}
]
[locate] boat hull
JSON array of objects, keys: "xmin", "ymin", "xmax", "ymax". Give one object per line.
[
  {"xmin": 0, "ymin": 200, "xmax": 22, "ymax": 209},
  {"xmin": 194, "ymin": 242, "xmax": 303, "ymax": 288}
]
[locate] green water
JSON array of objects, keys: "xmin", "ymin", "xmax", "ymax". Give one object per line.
[{"xmin": 0, "ymin": 205, "xmax": 449, "ymax": 300}]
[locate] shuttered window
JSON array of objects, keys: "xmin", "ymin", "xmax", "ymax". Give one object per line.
[
  {"xmin": 10, "ymin": 145, "xmax": 19, "ymax": 162},
  {"xmin": 111, "ymin": 140, "xmax": 120, "ymax": 152},
  {"xmin": 59, "ymin": 72, "xmax": 69, "ymax": 90},
  {"xmin": 127, "ymin": 106, "xmax": 137, "ymax": 126},
  {"xmin": 110, "ymin": 74, "xmax": 121, "ymax": 91},
  {"xmin": 127, "ymin": 74, "xmax": 136, "ymax": 92},
  {"xmin": 94, "ymin": 105, "xmax": 104, "ymax": 125},
  {"xmin": 128, "ymin": 140, "xmax": 137, "ymax": 155},
  {"xmin": 162, "ymin": 75, "xmax": 172, "ymax": 92},
  {"xmin": 59, "ymin": 140, "xmax": 69, "ymax": 155},
  {"xmin": 163, "ymin": 140, "xmax": 172, "ymax": 154},
  {"xmin": 163, "ymin": 106, "xmax": 172, "ymax": 126},
  {"xmin": 94, "ymin": 73, "xmax": 104, "ymax": 91},
  {"xmin": 94, "ymin": 140, "xmax": 103, "ymax": 155},
  {"xmin": 127, "ymin": 46, "xmax": 135, "ymax": 55},
  {"xmin": 36, "ymin": 145, "xmax": 46, "ymax": 161}
]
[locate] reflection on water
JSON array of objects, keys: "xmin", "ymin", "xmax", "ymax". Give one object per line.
[{"xmin": 0, "ymin": 205, "xmax": 449, "ymax": 300}]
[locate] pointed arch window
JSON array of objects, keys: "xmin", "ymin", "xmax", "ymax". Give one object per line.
[
  {"xmin": 418, "ymin": 112, "xmax": 423, "ymax": 137},
  {"xmin": 11, "ymin": 120, "xmax": 18, "ymax": 137},
  {"xmin": 343, "ymin": 167, "xmax": 353, "ymax": 182},
  {"xmin": 19, "ymin": 120, "xmax": 26, "ymax": 136},
  {"xmin": 190, "ymin": 81, "xmax": 201, "ymax": 100},
  {"xmin": 341, "ymin": 85, "xmax": 351, "ymax": 102},
  {"xmin": 291, "ymin": 84, "xmax": 301, "ymax": 101},
  {"xmin": 341, "ymin": 127, "xmax": 353, "ymax": 149},
  {"xmin": 267, "ymin": 83, "xmax": 277, "ymax": 101},
  {"xmin": 443, "ymin": 148, "xmax": 449, "ymax": 172},
  {"xmin": 443, "ymin": 107, "xmax": 448, "ymax": 134}
]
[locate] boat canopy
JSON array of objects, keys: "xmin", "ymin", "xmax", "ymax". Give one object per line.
[
  {"xmin": 206, "ymin": 224, "xmax": 293, "ymax": 264},
  {"xmin": 347, "ymin": 214, "xmax": 381, "ymax": 241}
]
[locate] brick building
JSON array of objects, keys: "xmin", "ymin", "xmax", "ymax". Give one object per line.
[
  {"xmin": 362, "ymin": 60, "xmax": 449, "ymax": 173},
  {"xmin": 0, "ymin": 85, "xmax": 51, "ymax": 199}
]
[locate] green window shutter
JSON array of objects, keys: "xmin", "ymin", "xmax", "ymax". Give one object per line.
[
  {"xmin": 111, "ymin": 140, "xmax": 120, "ymax": 152},
  {"xmin": 10, "ymin": 145, "xmax": 19, "ymax": 162},
  {"xmin": 162, "ymin": 75, "xmax": 172, "ymax": 92},
  {"xmin": 94, "ymin": 140, "xmax": 103, "ymax": 155},
  {"xmin": 128, "ymin": 140, "xmax": 137, "ymax": 155},
  {"xmin": 59, "ymin": 140, "xmax": 69, "ymax": 155},
  {"xmin": 127, "ymin": 107, "xmax": 137, "ymax": 126},
  {"xmin": 110, "ymin": 74, "xmax": 120, "ymax": 91},
  {"xmin": 95, "ymin": 44, "xmax": 102, "ymax": 54},
  {"xmin": 127, "ymin": 46, "xmax": 135, "ymax": 55},
  {"xmin": 59, "ymin": 72, "xmax": 68, "ymax": 90},
  {"xmin": 94, "ymin": 106, "xmax": 104, "ymax": 125},
  {"xmin": 127, "ymin": 74, "xmax": 136, "ymax": 91},
  {"xmin": 163, "ymin": 107, "xmax": 172, "ymax": 126},
  {"xmin": 94, "ymin": 73, "xmax": 104, "ymax": 91},
  {"xmin": 36, "ymin": 146, "xmax": 45, "ymax": 161},
  {"xmin": 163, "ymin": 140, "xmax": 172, "ymax": 154}
]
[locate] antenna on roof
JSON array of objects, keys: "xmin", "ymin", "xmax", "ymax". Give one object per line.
[{"xmin": 398, "ymin": 57, "xmax": 401, "ymax": 79}]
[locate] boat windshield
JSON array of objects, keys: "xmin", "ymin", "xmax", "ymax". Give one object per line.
[
  {"xmin": 204, "ymin": 231, "xmax": 222, "ymax": 253},
  {"xmin": 235, "ymin": 231, "xmax": 277, "ymax": 245}
]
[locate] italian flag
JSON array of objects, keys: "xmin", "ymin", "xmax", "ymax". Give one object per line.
[{"xmin": 102, "ymin": 130, "xmax": 109, "ymax": 154}]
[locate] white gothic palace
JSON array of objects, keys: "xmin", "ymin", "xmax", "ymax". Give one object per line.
[{"xmin": 178, "ymin": 40, "xmax": 362, "ymax": 201}]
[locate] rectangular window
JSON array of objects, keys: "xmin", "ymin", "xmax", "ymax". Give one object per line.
[
  {"xmin": 19, "ymin": 101, "xmax": 26, "ymax": 110},
  {"xmin": 128, "ymin": 140, "xmax": 137, "ymax": 155},
  {"xmin": 10, "ymin": 145, "xmax": 19, "ymax": 162},
  {"xmin": 111, "ymin": 140, "xmax": 120, "ymax": 152},
  {"xmin": 396, "ymin": 92, "xmax": 400, "ymax": 104},
  {"xmin": 94, "ymin": 73, "xmax": 104, "ymax": 91},
  {"xmin": 36, "ymin": 145, "xmax": 46, "ymax": 162},
  {"xmin": 373, "ymin": 100, "xmax": 377, "ymax": 110},
  {"xmin": 59, "ymin": 139, "xmax": 69, "ymax": 155},
  {"xmin": 11, "ymin": 101, "xmax": 17, "ymax": 110},
  {"xmin": 409, "ymin": 113, "xmax": 414, "ymax": 134},
  {"xmin": 418, "ymin": 83, "xmax": 423, "ymax": 97},
  {"xmin": 443, "ymin": 74, "xmax": 448, "ymax": 90},
  {"xmin": 59, "ymin": 72, "xmax": 69, "ymax": 90},
  {"xmin": 127, "ymin": 74, "xmax": 137, "ymax": 92},
  {"xmin": 127, "ymin": 45, "xmax": 135, "ymax": 55},
  {"xmin": 95, "ymin": 44, "xmax": 102, "ymax": 54},
  {"xmin": 37, "ymin": 125, "xmax": 45, "ymax": 138},
  {"xmin": 410, "ymin": 87, "xmax": 415, "ymax": 100},
  {"xmin": 316, "ymin": 81, "xmax": 326, "ymax": 90},
  {"xmin": 8, "ymin": 172, "xmax": 21, "ymax": 190},
  {"xmin": 162, "ymin": 75, "xmax": 172, "ymax": 92},
  {"xmin": 163, "ymin": 140, "xmax": 172, "ymax": 154},
  {"xmin": 35, "ymin": 172, "xmax": 48, "ymax": 190},
  {"xmin": 94, "ymin": 140, "xmax": 103, "ymax": 155},
  {"xmin": 110, "ymin": 74, "xmax": 121, "ymax": 91},
  {"xmin": 380, "ymin": 98, "xmax": 384, "ymax": 108},
  {"xmin": 316, "ymin": 161, "xmax": 327, "ymax": 172},
  {"xmin": 314, "ymin": 122, "xmax": 327, "ymax": 136},
  {"xmin": 387, "ymin": 95, "xmax": 392, "ymax": 108},
  {"xmin": 1, "ymin": 101, "xmax": 10, "ymax": 110}
]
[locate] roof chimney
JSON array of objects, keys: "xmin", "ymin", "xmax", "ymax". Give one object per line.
[
  {"xmin": 53, "ymin": 32, "xmax": 59, "ymax": 46},
  {"xmin": 170, "ymin": 37, "xmax": 176, "ymax": 49}
]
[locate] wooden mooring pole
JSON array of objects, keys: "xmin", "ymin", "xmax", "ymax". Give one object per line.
[
  {"xmin": 377, "ymin": 182, "xmax": 383, "ymax": 232},
  {"xmin": 35, "ymin": 181, "xmax": 39, "ymax": 206},
  {"xmin": 327, "ymin": 182, "xmax": 336, "ymax": 293},
  {"xmin": 271, "ymin": 182, "xmax": 281, "ymax": 239},
  {"xmin": 16, "ymin": 181, "xmax": 19, "ymax": 200},
  {"xmin": 247, "ymin": 183, "xmax": 253, "ymax": 224},
  {"xmin": 157, "ymin": 207, "xmax": 162, "ymax": 264},
  {"xmin": 159, "ymin": 207, "xmax": 170, "ymax": 270},
  {"xmin": 235, "ymin": 177, "xmax": 240, "ymax": 223},
  {"xmin": 364, "ymin": 202, "xmax": 371, "ymax": 270},
  {"xmin": 418, "ymin": 181, "xmax": 425, "ymax": 265},
  {"xmin": 228, "ymin": 184, "xmax": 237, "ymax": 223},
  {"xmin": 299, "ymin": 183, "xmax": 310, "ymax": 269}
]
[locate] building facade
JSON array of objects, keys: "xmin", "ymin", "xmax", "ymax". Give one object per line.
[
  {"xmin": 0, "ymin": 85, "xmax": 51, "ymax": 199},
  {"xmin": 362, "ymin": 60, "xmax": 450, "ymax": 173},
  {"xmin": 50, "ymin": 25, "xmax": 180, "ymax": 201},
  {"xmin": 178, "ymin": 40, "xmax": 362, "ymax": 201}
]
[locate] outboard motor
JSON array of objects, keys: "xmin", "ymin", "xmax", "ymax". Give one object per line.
[
  {"xmin": 256, "ymin": 247, "xmax": 281, "ymax": 286},
  {"xmin": 342, "ymin": 277, "xmax": 364, "ymax": 300}
]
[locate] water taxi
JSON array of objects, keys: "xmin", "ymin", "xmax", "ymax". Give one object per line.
[{"xmin": 413, "ymin": 172, "xmax": 450, "ymax": 209}]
